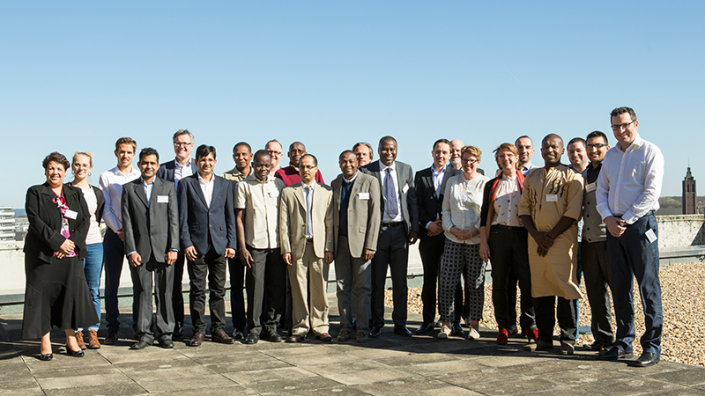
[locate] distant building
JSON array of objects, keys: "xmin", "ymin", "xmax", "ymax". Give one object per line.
[
  {"xmin": 0, "ymin": 207, "xmax": 15, "ymax": 241},
  {"xmin": 682, "ymin": 167, "xmax": 697, "ymax": 214}
]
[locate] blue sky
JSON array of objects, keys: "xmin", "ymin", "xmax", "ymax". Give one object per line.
[{"xmin": 1, "ymin": 1, "xmax": 703, "ymax": 207}]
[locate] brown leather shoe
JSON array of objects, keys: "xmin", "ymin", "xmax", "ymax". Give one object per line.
[
  {"xmin": 189, "ymin": 332, "xmax": 205, "ymax": 347},
  {"xmin": 211, "ymin": 329, "xmax": 234, "ymax": 344},
  {"xmin": 88, "ymin": 330, "xmax": 101, "ymax": 349},
  {"xmin": 317, "ymin": 332, "xmax": 332, "ymax": 342},
  {"xmin": 287, "ymin": 334, "xmax": 305, "ymax": 343},
  {"xmin": 74, "ymin": 330, "xmax": 87, "ymax": 350}
]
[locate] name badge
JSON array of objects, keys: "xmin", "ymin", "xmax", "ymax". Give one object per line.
[
  {"xmin": 358, "ymin": 192, "xmax": 370, "ymax": 200},
  {"xmin": 402, "ymin": 184, "xmax": 409, "ymax": 194},
  {"xmin": 269, "ymin": 190, "xmax": 280, "ymax": 198},
  {"xmin": 645, "ymin": 229, "xmax": 657, "ymax": 243},
  {"xmin": 545, "ymin": 194, "xmax": 558, "ymax": 202},
  {"xmin": 157, "ymin": 195, "xmax": 169, "ymax": 203},
  {"xmin": 65, "ymin": 209, "xmax": 78, "ymax": 219},
  {"xmin": 586, "ymin": 183, "xmax": 597, "ymax": 193}
]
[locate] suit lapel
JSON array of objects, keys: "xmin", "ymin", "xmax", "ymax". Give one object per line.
[
  {"xmin": 349, "ymin": 174, "xmax": 362, "ymax": 204},
  {"xmin": 134, "ymin": 180, "xmax": 149, "ymax": 208},
  {"xmin": 192, "ymin": 175, "xmax": 209, "ymax": 209}
]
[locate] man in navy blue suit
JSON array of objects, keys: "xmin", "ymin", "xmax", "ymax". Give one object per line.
[{"xmin": 178, "ymin": 144, "xmax": 237, "ymax": 346}]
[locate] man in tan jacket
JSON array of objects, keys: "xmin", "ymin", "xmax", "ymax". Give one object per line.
[
  {"xmin": 279, "ymin": 154, "xmax": 334, "ymax": 342},
  {"xmin": 331, "ymin": 150, "xmax": 381, "ymax": 343}
]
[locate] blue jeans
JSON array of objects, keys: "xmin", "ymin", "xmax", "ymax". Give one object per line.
[{"xmin": 80, "ymin": 242, "xmax": 103, "ymax": 331}]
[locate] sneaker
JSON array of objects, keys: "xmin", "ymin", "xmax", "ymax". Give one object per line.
[
  {"xmin": 467, "ymin": 327, "xmax": 481, "ymax": 341},
  {"xmin": 74, "ymin": 330, "xmax": 87, "ymax": 350},
  {"xmin": 496, "ymin": 328, "xmax": 509, "ymax": 345},
  {"xmin": 437, "ymin": 324, "xmax": 451, "ymax": 339},
  {"xmin": 560, "ymin": 342, "xmax": 575, "ymax": 355}
]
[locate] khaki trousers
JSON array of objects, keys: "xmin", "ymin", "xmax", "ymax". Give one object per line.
[{"xmin": 289, "ymin": 241, "xmax": 329, "ymax": 335}]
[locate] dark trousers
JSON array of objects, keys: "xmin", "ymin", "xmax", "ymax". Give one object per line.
[
  {"xmin": 172, "ymin": 251, "xmax": 185, "ymax": 332},
  {"xmin": 418, "ymin": 234, "xmax": 463, "ymax": 325},
  {"xmin": 534, "ymin": 296, "xmax": 577, "ymax": 344},
  {"xmin": 228, "ymin": 255, "xmax": 247, "ymax": 333},
  {"xmin": 130, "ymin": 259, "xmax": 175, "ymax": 343},
  {"xmin": 607, "ymin": 213, "xmax": 662, "ymax": 354},
  {"xmin": 246, "ymin": 247, "xmax": 286, "ymax": 336},
  {"xmin": 581, "ymin": 240, "xmax": 614, "ymax": 344},
  {"xmin": 489, "ymin": 225, "xmax": 536, "ymax": 332},
  {"xmin": 103, "ymin": 229, "xmax": 135, "ymax": 333},
  {"xmin": 371, "ymin": 224, "xmax": 408, "ymax": 328},
  {"xmin": 187, "ymin": 247, "xmax": 227, "ymax": 334}
]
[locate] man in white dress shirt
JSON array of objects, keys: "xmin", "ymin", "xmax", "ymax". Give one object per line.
[
  {"xmin": 100, "ymin": 137, "xmax": 141, "ymax": 344},
  {"xmin": 596, "ymin": 106, "xmax": 664, "ymax": 367}
]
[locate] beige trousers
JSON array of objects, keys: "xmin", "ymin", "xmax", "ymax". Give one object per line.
[{"xmin": 289, "ymin": 241, "xmax": 329, "ymax": 335}]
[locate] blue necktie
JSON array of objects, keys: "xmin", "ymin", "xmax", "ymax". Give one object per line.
[{"xmin": 385, "ymin": 168, "xmax": 399, "ymax": 219}]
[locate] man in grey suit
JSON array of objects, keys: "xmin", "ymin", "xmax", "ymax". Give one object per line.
[
  {"xmin": 361, "ymin": 136, "xmax": 419, "ymax": 337},
  {"xmin": 122, "ymin": 148, "xmax": 179, "ymax": 350},
  {"xmin": 331, "ymin": 150, "xmax": 381, "ymax": 343},
  {"xmin": 178, "ymin": 145, "xmax": 237, "ymax": 347}
]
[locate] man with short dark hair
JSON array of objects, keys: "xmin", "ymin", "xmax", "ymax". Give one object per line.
[
  {"xmin": 581, "ymin": 130, "xmax": 615, "ymax": 352},
  {"xmin": 519, "ymin": 134, "xmax": 583, "ymax": 355},
  {"xmin": 156, "ymin": 129, "xmax": 195, "ymax": 340},
  {"xmin": 596, "ymin": 107, "xmax": 664, "ymax": 367},
  {"xmin": 414, "ymin": 139, "xmax": 463, "ymax": 336},
  {"xmin": 275, "ymin": 141, "xmax": 324, "ymax": 186},
  {"xmin": 279, "ymin": 154, "xmax": 334, "ymax": 342},
  {"xmin": 353, "ymin": 142, "xmax": 374, "ymax": 167},
  {"xmin": 515, "ymin": 136, "xmax": 536, "ymax": 175},
  {"xmin": 100, "ymin": 137, "xmax": 141, "ymax": 344},
  {"xmin": 122, "ymin": 148, "xmax": 179, "ymax": 350},
  {"xmin": 568, "ymin": 138, "xmax": 589, "ymax": 174},
  {"xmin": 362, "ymin": 136, "xmax": 419, "ymax": 337},
  {"xmin": 331, "ymin": 150, "xmax": 381, "ymax": 342},
  {"xmin": 178, "ymin": 145, "xmax": 237, "ymax": 346},
  {"xmin": 221, "ymin": 141, "xmax": 253, "ymax": 340},
  {"xmin": 236, "ymin": 150, "xmax": 287, "ymax": 344}
]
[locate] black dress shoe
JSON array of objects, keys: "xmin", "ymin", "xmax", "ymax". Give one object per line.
[
  {"xmin": 104, "ymin": 331, "xmax": 118, "ymax": 345},
  {"xmin": 263, "ymin": 331, "xmax": 283, "ymax": 343},
  {"xmin": 451, "ymin": 323, "xmax": 465, "ymax": 337},
  {"xmin": 629, "ymin": 352, "xmax": 660, "ymax": 367},
  {"xmin": 232, "ymin": 330, "xmax": 246, "ymax": 341},
  {"xmin": 415, "ymin": 322, "xmax": 435, "ymax": 335},
  {"xmin": 130, "ymin": 340, "xmax": 151, "ymax": 350},
  {"xmin": 244, "ymin": 333, "xmax": 259, "ymax": 344},
  {"xmin": 369, "ymin": 325, "xmax": 383, "ymax": 338},
  {"xmin": 38, "ymin": 352, "xmax": 53, "ymax": 361},
  {"xmin": 66, "ymin": 346, "xmax": 85, "ymax": 357},
  {"xmin": 583, "ymin": 340, "xmax": 613, "ymax": 352},
  {"xmin": 508, "ymin": 324, "xmax": 519, "ymax": 338},
  {"xmin": 598, "ymin": 346, "xmax": 634, "ymax": 360},
  {"xmin": 393, "ymin": 325, "xmax": 412, "ymax": 337},
  {"xmin": 157, "ymin": 337, "xmax": 174, "ymax": 349}
]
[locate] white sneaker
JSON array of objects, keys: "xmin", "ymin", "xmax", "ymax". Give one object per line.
[
  {"xmin": 437, "ymin": 324, "xmax": 451, "ymax": 339},
  {"xmin": 467, "ymin": 327, "xmax": 481, "ymax": 340}
]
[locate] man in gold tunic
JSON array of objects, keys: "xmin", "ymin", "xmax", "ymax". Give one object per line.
[{"xmin": 519, "ymin": 134, "xmax": 583, "ymax": 355}]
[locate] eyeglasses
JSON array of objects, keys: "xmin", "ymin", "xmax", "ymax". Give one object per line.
[
  {"xmin": 587, "ymin": 143, "xmax": 607, "ymax": 149},
  {"xmin": 174, "ymin": 142, "xmax": 193, "ymax": 147},
  {"xmin": 461, "ymin": 158, "xmax": 478, "ymax": 164},
  {"xmin": 267, "ymin": 150, "xmax": 282, "ymax": 155},
  {"xmin": 611, "ymin": 120, "xmax": 635, "ymax": 131}
]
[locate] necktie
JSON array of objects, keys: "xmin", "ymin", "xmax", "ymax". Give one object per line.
[
  {"xmin": 385, "ymin": 168, "xmax": 399, "ymax": 219},
  {"xmin": 305, "ymin": 186, "xmax": 313, "ymax": 238}
]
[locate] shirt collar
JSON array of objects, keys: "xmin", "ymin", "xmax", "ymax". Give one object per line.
[
  {"xmin": 112, "ymin": 166, "xmax": 138, "ymax": 176},
  {"xmin": 431, "ymin": 165, "xmax": 446, "ymax": 176},
  {"xmin": 140, "ymin": 177, "xmax": 155, "ymax": 186},
  {"xmin": 197, "ymin": 173, "xmax": 214, "ymax": 185},
  {"xmin": 175, "ymin": 159, "xmax": 193, "ymax": 169},
  {"xmin": 246, "ymin": 173, "xmax": 274, "ymax": 184},
  {"xmin": 380, "ymin": 160, "xmax": 395, "ymax": 172}
]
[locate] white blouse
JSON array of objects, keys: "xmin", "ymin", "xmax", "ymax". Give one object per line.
[
  {"xmin": 442, "ymin": 173, "xmax": 489, "ymax": 245},
  {"xmin": 79, "ymin": 186, "xmax": 103, "ymax": 245},
  {"xmin": 491, "ymin": 174, "xmax": 523, "ymax": 227}
]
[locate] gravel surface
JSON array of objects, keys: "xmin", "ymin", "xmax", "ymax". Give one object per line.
[{"xmin": 386, "ymin": 260, "xmax": 705, "ymax": 367}]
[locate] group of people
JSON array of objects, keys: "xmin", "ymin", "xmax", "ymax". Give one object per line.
[{"xmin": 22, "ymin": 106, "xmax": 664, "ymax": 368}]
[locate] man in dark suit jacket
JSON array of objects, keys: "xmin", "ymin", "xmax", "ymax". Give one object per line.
[
  {"xmin": 414, "ymin": 139, "xmax": 464, "ymax": 336},
  {"xmin": 155, "ymin": 129, "xmax": 196, "ymax": 339},
  {"xmin": 122, "ymin": 148, "xmax": 180, "ymax": 350},
  {"xmin": 178, "ymin": 144, "xmax": 237, "ymax": 347},
  {"xmin": 361, "ymin": 136, "xmax": 419, "ymax": 337}
]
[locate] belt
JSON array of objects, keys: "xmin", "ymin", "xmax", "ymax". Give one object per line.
[
  {"xmin": 613, "ymin": 210, "xmax": 655, "ymax": 219},
  {"xmin": 382, "ymin": 221, "xmax": 403, "ymax": 228}
]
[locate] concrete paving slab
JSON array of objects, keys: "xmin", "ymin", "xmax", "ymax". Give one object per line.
[
  {"xmin": 133, "ymin": 373, "xmax": 237, "ymax": 393},
  {"xmin": 43, "ymin": 383, "xmax": 149, "ymax": 396},
  {"xmin": 36, "ymin": 372, "xmax": 134, "ymax": 390},
  {"xmin": 648, "ymin": 366, "xmax": 705, "ymax": 387},
  {"xmin": 356, "ymin": 377, "xmax": 476, "ymax": 395}
]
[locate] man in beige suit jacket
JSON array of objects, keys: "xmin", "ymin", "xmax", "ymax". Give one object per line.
[
  {"xmin": 279, "ymin": 154, "xmax": 334, "ymax": 342},
  {"xmin": 331, "ymin": 150, "xmax": 381, "ymax": 343}
]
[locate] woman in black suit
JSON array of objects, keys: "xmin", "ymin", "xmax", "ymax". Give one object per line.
[{"xmin": 23, "ymin": 152, "xmax": 99, "ymax": 360}]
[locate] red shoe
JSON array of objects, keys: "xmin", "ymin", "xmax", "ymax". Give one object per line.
[
  {"xmin": 526, "ymin": 328, "xmax": 538, "ymax": 341},
  {"xmin": 496, "ymin": 328, "xmax": 509, "ymax": 345}
]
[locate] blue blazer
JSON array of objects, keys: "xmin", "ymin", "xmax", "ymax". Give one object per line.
[
  {"xmin": 177, "ymin": 174, "xmax": 237, "ymax": 256},
  {"xmin": 156, "ymin": 159, "xmax": 196, "ymax": 182}
]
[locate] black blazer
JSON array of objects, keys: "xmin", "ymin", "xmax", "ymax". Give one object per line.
[
  {"xmin": 177, "ymin": 174, "xmax": 237, "ymax": 256},
  {"xmin": 88, "ymin": 185, "xmax": 105, "ymax": 224},
  {"xmin": 414, "ymin": 165, "xmax": 460, "ymax": 237},
  {"xmin": 156, "ymin": 159, "xmax": 195, "ymax": 182},
  {"xmin": 24, "ymin": 183, "xmax": 90, "ymax": 261}
]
